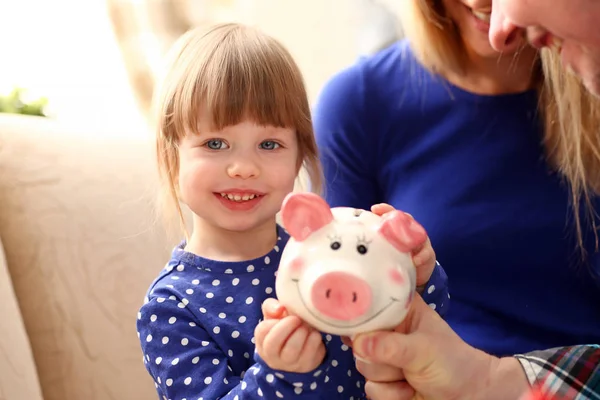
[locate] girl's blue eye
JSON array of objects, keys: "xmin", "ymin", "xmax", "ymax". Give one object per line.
[
  {"xmin": 260, "ymin": 141, "xmax": 280, "ymax": 150},
  {"xmin": 206, "ymin": 139, "xmax": 226, "ymax": 150}
]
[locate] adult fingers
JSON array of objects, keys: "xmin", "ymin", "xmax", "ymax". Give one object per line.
[
  {"xmin": 352, "ymin": 303, "xmax": 432, "ymax": 371},
  {"xmin": 364, "ymin": 380, "xmax": 416, "ymax": 400},
  {"xmin": 355, "ymin": 358, "xmax": 405, "ymax": 382}
]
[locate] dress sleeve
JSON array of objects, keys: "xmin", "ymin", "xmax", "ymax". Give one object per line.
[
  {"xmin": 514, "ymin": 345, "xmax": 600, "ymax": 399},
  {"xmin": 419, "ymin": 261, "xmax": 450, "ymax": 318},
  {"xmin": 137, "ymin": 297, "xmax": 336, "ymax": 399},
  {"xmin": 313, "ymin": 62, "xmax": 383, "ymax": 210}
]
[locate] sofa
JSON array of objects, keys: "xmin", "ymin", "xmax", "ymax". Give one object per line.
[{"xmin": 0, "ymin": 113, "xmax": 178, "ymax": 399}]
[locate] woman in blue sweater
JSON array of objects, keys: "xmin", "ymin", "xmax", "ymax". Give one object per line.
[{"xmin": 313, "ymin": 0, "xmax": 600, "ymax": 357}]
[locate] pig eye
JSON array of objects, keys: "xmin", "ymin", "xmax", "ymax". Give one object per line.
[
  {"xmin": 327, "ymin": 234, "xmax": 342, "ymax": 250},
  {"xmin": 356, "ymin": 235, "xmax": 371, "ymax": 255},
  {"xmin": 356, "ymin": 244, "xmax": 368, "ymax": 254}
]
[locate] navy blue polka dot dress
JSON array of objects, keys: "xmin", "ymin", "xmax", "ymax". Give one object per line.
[{"xmin": 136, "ymin": 224, "xmax": 449, "ymax": 399}]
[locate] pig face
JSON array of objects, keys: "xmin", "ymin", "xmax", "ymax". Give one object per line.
[{"xmin": 275, "ymin": 192, "xmax": 421, "ymax": 337}]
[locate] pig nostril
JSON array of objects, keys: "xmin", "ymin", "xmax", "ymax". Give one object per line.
[{"xmin": 324, "ymin": 289, "xmax": 359, "ymax": 301}]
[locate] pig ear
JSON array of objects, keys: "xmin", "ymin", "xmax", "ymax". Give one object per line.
[
  {"xmin": 377, "ymin": 210, "xmax": 427, "ymax": 253},
  {"xmin": 281, "ymin": 192, "xmax": 333, "ymax": 241}
]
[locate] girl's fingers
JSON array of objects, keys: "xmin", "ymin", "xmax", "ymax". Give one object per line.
[
  {"xmin": 371, "ymin": 203, "xmax": 396, "ymax": 216},
  {"xmin": 280, "ymin": 323, "xmax": 310, "ymax": 363},
  {"xmin": 261, "ymin": 316, "xmax": 303, "ymax": 360}
]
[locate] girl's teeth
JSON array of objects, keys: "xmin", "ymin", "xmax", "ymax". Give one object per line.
[{"xmin": 220, "ymin": 193, "xmax": 258, "ymax": 202}]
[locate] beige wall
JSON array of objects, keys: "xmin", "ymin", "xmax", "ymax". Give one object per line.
[{"xmin": 233, "ymin": 0, "xmax": 363, "ymax": 104}]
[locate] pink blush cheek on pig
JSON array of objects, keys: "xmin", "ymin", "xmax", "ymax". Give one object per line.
[
  {"xmin": 287, "ymin": 257, "xmax": 305, "ymax": 276},
  {"xmin": 388, "ymin": 268, "xmax": 412, "ymax": 309},
  {"xmin": 388, "ymin": 269, "xmax": 405, "ymax": 285}
]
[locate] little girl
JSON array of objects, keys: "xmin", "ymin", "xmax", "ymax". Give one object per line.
[{"xmin": 136, "ymin": 22, "xmax": 450, "ymax": 400}]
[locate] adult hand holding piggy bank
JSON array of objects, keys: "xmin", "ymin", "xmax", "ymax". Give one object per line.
[{"xmin": 275, "ymin": 192, "xmax": 425, "ymax": 337}]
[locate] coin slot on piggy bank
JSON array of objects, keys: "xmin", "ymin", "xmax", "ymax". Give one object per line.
[{"xmin": 275, "ymin": 192, "xmax": 420, "ymax": 338}]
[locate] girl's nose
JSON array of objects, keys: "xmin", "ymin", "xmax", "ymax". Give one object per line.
[
  {"xmin": 227, "ymin": 158, "xmax": 260, "ymax": 179},
  {"xmin": 489, "ymin": 1, "xmax": 524, "ymax": 53}
]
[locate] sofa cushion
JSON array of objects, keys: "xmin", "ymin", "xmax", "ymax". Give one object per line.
[
  {"xmin": 0, "ymin": 114, "xmax": 168, "ymax": 400},
  {"xmin": 0, "ymin": 234, "xmax": 44, "ymax": 400}
]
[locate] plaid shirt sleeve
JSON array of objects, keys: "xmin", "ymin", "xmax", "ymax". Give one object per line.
[{"xmin": 514, "ymin": 345, "xmax": 600, "ymax": 399}]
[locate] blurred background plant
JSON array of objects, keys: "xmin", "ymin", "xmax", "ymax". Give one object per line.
[{"xmin": 0, "ymin": 87, "xmax": 48, "ymax": 117}]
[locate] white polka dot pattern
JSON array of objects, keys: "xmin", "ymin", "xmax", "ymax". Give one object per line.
[{"xmin": 136, "ymin": 225, "xmax": 450, "ymax": 399}]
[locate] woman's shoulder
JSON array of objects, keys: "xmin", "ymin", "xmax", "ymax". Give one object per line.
[
  {"xmin": 359, "ymin": 39, "xmax": 420, "ymax": 82},
  {"xmin": 317, "ymin": 40, "xmax": 418, "ymax": 104},
  {"xmin": 313, "ymin": 39, "xmax": 439, "ymax": 133}
]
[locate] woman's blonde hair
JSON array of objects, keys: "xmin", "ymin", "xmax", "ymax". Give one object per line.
[
  {"xmin": 539, "ymin": 50, "xmax": 600, "ymax": 254},
  {"xmin": 397, "ymin": 0, "xmax": 466, "ymax": 74},
  {"xmin": 398, "ymin": 0, "xmax": 600, "ymax": 255},
  {"xmin": 152, "ymin": 22, "xmax": 322, "ymax": 239}
]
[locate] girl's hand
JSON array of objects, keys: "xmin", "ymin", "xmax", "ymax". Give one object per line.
[
  {"xmin": 254, "ymin": 298, "xmax": 326, "ymax": 373},
  {"xmin": 371, "ymin": 203, "xmax": 436, "ymax": 288}
]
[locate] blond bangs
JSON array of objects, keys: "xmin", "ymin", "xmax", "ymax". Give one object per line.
[
  {"xmin": 153, "ymin": 23, "xmax": 323, "ymax": 239},
  {"xmin": 160, "ymin": 23, "xmax": 311, "ymax": 141}
]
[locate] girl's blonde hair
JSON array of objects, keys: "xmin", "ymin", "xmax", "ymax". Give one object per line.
[
  {"xmin": 398, "ymin": 0, "xmax": 600, "ymax": 255},
  {"xmin": 152, "ymin": 22, "xmax": 322, "ymax": 239}
]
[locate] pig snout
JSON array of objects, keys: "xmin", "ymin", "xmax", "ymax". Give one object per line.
[{"xmin": 310, "ymin": 271, "xmax": 372, "ymax": 321}]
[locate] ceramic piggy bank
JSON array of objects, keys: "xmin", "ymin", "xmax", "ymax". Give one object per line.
[{"xmin": 275, "ymin": 192, "xmax": 422, "ymax": 337}]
